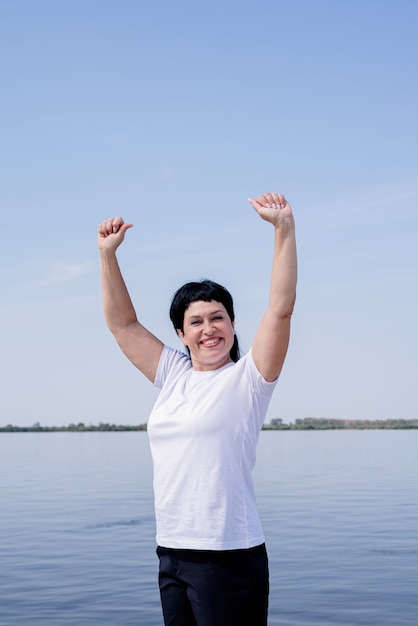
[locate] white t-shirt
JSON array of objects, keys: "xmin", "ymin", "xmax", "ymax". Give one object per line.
[{"xmin": 147, "ymin": 345, "xmax": 278, "ymax": 550}]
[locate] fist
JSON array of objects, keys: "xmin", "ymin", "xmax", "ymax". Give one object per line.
[
  {"xmin": 248, "ymin": 193, "xmax": 293, "ymax": 226},
  {"xmin": 97, "ymin": 217, "xmax": 133, "ymax": 252}
]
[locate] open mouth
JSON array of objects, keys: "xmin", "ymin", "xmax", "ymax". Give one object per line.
[{"xmin": 201, "ymin": 338, "xmax": 221, "ymax": 347}]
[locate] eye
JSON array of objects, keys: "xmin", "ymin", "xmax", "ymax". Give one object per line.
[
  {"xmin": 190, "ymin": 320, "xmax": 201, "ymax": 325},
  {"xmin": 213, "ymin": 315, "xmax": 223, "ymax": 321}
]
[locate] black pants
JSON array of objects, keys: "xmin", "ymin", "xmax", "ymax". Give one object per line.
[{"xmin": 156, "ymin": 543, "xmax": 269, "ymax": 626}]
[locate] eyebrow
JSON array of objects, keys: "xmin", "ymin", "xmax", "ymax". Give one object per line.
[{"xmin": 187, "ymin": 309, "xmax": 224, "ymax": 320}]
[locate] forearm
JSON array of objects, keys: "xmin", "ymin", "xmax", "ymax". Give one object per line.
[
  {"xmin": 100, "ymin": 250, "xmax": 137, "ymax": 333},
  {"xmin": 269, "ymin": 223, "xmax": 297, "ymax": 317}
]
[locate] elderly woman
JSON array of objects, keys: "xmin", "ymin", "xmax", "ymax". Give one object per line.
[{"xmin": 98, "ymin": 192, "xmax": 297, "ymax": 626}]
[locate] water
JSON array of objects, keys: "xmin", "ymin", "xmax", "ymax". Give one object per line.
[{"xmin": 1, "ymin": 430, "xmax": 417, "ymax": 625}]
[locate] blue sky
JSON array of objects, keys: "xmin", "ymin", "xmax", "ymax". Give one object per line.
[{"xmin": 1, "ymin": 0, "xmax": 417, "ymax": 426}]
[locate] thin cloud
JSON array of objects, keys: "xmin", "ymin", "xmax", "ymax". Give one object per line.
[
  {"xmin": 305, "ymin": 177, "xmax": 418, "ymax": 232},
  {"xmin": 19, "ymin": 260, "xmax": 95, "ymax": 289},
  {"xmin": 149, "ymin": 164, "xmax": 176, "ymax": 184}
]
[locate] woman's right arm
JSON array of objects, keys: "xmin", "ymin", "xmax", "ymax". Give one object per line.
[{"xmin": 98, "ymin": 216, "xmax": 164, "ymax": 383}]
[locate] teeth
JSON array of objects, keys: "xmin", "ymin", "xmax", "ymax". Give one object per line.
[{"xmin": 203, "ymin": 338, "xmax": 219, "ymax": 345}]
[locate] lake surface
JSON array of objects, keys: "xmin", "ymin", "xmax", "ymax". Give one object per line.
[{"xmin": 1, "ymin": 430, "xmax": 417, "ymax": 625}]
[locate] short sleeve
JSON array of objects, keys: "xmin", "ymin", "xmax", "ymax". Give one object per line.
[
  {"xmin": 246, "ymin": 348, "xmax": 279, "ymax": 397},
  {"xmin": 153, "ymin": 345, "xmax": 191, "ymax": 389}
]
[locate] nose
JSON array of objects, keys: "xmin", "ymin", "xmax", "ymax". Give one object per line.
[{"xmin": 203, "ymin": 320, "xmax": 215, "ymax": 335}]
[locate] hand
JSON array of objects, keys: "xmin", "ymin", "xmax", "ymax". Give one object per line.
[
  {"xmin": 97, "ymin": 216, "xmax": 133, "ymax": 253},
  {"xmin": 248, "ymin": 193, "xmax": 294, "ymax": 228}
]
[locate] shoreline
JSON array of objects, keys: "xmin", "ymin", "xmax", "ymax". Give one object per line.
[{"xmin": 1, "ymin": 418, "xmax": 418, "ymax": 433}]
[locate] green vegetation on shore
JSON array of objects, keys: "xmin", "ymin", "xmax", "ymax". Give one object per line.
[
  {"xmin": 263, "ymin": 418, "xmax": 418, "ymax": 430},
  {"xmin": 0, "ymin": 422, "xmax": 147, "ymax": 432},
  {"xmin": 1, "ymin": 418, "xmax": 417, "ymax": 432}
]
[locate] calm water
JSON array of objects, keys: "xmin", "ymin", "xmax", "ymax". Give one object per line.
[{"xmin": 1, "ymin": 430, "xmax": 417, "ymax": 625}]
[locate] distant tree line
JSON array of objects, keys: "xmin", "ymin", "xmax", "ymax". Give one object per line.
[
  {"xmin": 1, "ymin": 418, "xmax": 417, "ymax": 432},
  {"xmin": 263, "ymin": 418, "xmax": 418, "ymax": 430},
  {"xmin": 0, "ymin": 422, "xmax": 148, "ymax": 433}
]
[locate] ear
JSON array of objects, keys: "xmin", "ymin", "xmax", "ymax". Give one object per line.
[{"xmin": 176, "ymin": 328, "xmax": 187, "ymax": 347}]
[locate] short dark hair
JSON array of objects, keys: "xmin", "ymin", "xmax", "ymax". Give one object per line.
[{"xmin": 169, "ymin": 279, "xmax": 240, "ymax": 362}]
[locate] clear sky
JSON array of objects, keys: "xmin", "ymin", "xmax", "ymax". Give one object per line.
[{"xmin": 1, "ymin": 0, "xmax": 417, "ymax": 427}]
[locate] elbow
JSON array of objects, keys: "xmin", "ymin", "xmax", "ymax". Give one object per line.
[
  {"xmin": 281, "ymin": 306, "xmax": 295, "ymax": 321},
  {"xmin": 286, "ymin": 291, "xmax": 297, "ymax": 317},
  {"xmin": 272, "ymin": 290, "xmax": 296, "ymax": 319},
  {"xmin": 106, "ymin": 316, "xmax": 138, "ymax": 337}
]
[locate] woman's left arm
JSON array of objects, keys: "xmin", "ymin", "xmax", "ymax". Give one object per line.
[{"xmin": 248, "ymin": 192, "xmax": 297, "ymax": 382}]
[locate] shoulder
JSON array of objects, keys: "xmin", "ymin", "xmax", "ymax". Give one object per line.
[
  {"xmin": 153, "ymin": 345, "xmax": 192, "ymax": 388},
  {"xmin": 238, "ymin": 349, "xmax": 279, "ymax": 395}
]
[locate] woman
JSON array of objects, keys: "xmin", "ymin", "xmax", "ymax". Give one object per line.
[{"xmin": 98, "ymin": 192, "xmax": 297, "ymax": 626}]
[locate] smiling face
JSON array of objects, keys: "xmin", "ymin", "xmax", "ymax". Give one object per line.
[{"xmin": 177, "ymin": 300, "xmax": 236, "ymax": 371}]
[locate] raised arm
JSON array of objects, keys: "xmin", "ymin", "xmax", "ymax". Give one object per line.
[
  {"xmin": 98, "ymin": 217, "xmax": 163, "ymax": 383},
  {"xmin": 248, "ymin": 193, "xmax": 297, "ymax": 382}
]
